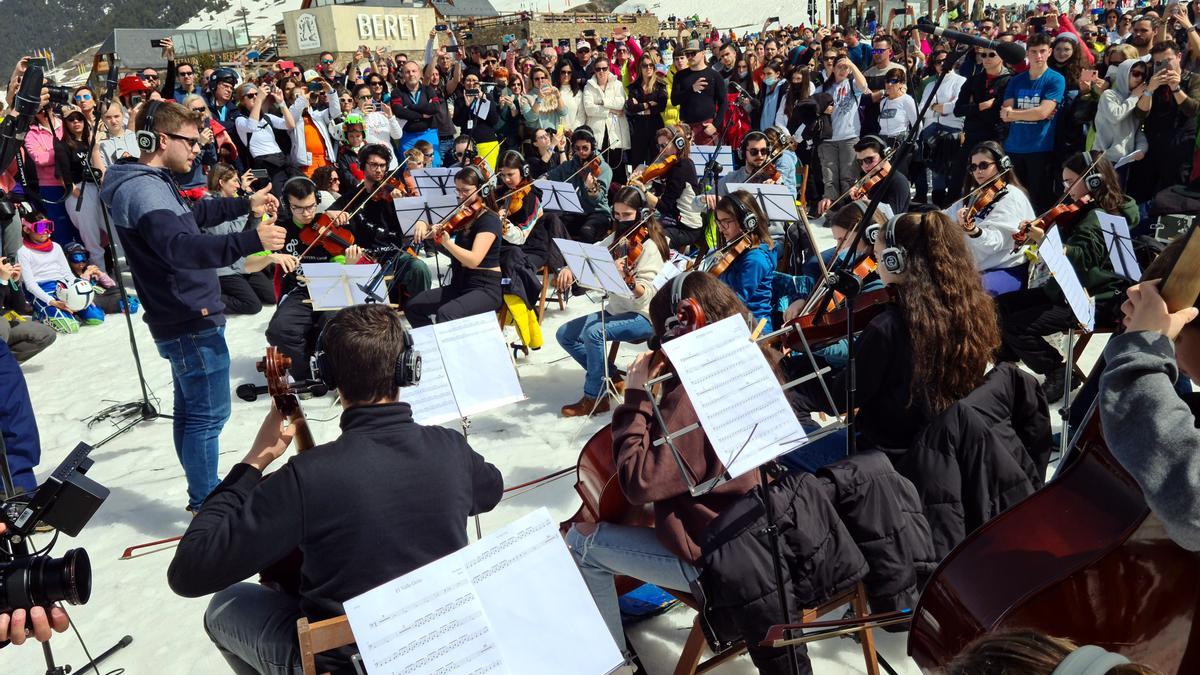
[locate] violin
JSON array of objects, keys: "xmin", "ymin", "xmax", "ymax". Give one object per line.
[
  {"xmin": 638, "ymin": 154, "xmax": 678, "ymax": 184},
  {"xmin": 298, "ymin": 215, "xmax": 356, "ymax": 257},
  {"xmin": 962, "ymin": 178, "xmax": 1007, "ymax": 231},
  {"xmin": 369, "ymin": 172, "xmax": 419, "ymax": 201},
  {"xmin": 623, "ymin": 225, "xmax": 649, "ymax": 289},
  {"xmin": 499, "ymin": 180, "xmax": 534, "ymax": 215},
  {"xmin": 254, "ymin": 347, "xmax": 316, "ymax": 594},
  {"xmin": 1011, "ymin": 195, "xmax": 1093, "ymax": 252},
  {"xmin": 753, "ymin": 163, "xmax": 782, "ymax": 184},
  {"xmin": 852, "ymin": 161, "xmax": 891, "ymax": 199},
  {"xmin": 826, "ymin": 254, "xmax": 878, "ymax": 312},
  {"xmin": 431, "ymin": 200, "xmax": 485, "ymax": 244},
  {"xmin": 908, "ymin": 223, "xmax": 1200, "ymax": 672},
  {"xmin": 707, "ymin": 237, "xmax": 753, "ymax": 276}
]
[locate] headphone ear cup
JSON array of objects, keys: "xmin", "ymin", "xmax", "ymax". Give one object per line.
[
  {"xmin": 673, "ymin": 134, "xmax": 686, "ymax": 151},
  {"xmin": 865, "ymin": 223, "xmax": 882, "ymax": 245},
  {"xmin": 135, "ymin": 130, "xmax": 158, "ymax": 153},
  {"xmin": 880, "ymin": 246, "xmax": 906, "ymax": 275},
  {"xmin": 999, "ymin": 154, "xmax": 1013, "ymax": 173},
  {"xmin": 1085, "ymin": 172, "xmax": 1103, "ymax": 192}
]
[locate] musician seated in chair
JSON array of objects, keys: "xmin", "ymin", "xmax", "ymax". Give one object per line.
[
  {"xmin": 783, "ymin": 211, "xmax": 1000, "ymax": 473},
  {"xmin": 847, "ymin": 135, "xmax": 909, "ymax": 216},
  {"xmin": 995, "ymin": 151, "xmax": 1134, "ymax": 403},
  {"xmin": 544, "ymin": 126, "xmax": 613, "ymax": 246},
  {"xmin": 627, "ymin": 124, "xmax": 706, "ymax": 251},
  {"xmin": 710, "ymin": 190, "xmax": 776, "ymax": 331},
  {"xmin": 167, "ymin": 304, "xmax": 503, "ymax": 675},
  {"xmin": 946, "ymin": 141, "xmax": 1035, "ymax": 297},
  {"xmin": 555, "ymin": 187, "xmax": 667, "ymax": 417},
  {"xmin": 407, "ymin": 165, "xmax": 504, "ymax": 326},
  {"xmin": 265, "ymin": 177, "xmax": 362, "ymax": 381},
  {"xmin": 1100, "ymin": 237, "xmax": 1200, "ymax": 552}
]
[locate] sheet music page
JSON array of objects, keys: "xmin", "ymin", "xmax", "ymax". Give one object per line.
[
  {"xmin": 552, "ymin": 239, "xmax": 633, "ymax": 297},
  {"xmin": 301, "ymin": 263, "xmax": 381, "ymax": 311},
  {"xmin": 660, "ymin": 315, "xmax": 808, "ymax": 479},
  {"xmin": 723, "ymin": 183, "xmax": 799, "ymax": 221},
  {"xmin": 690, "ymin": 145, "xmax": 734, "ymax": 173},
  {"xmin": 412, "ymin": 168, "xmax": 457, "ymax": 196},
  {"xmin": 1040, "ymin": 227, "xmax": 1096, "ymax": 331},
  {"xmin": 343, "ymin": 553, "xmax": 509, "ymax": 675},
  {"xmin": 435, "ymin": 313, "xmax": 526, "ymax": 418},
  {"xmin": 464, "ymin": 508, "xmax": 624, "ymax": 675},
  {"xmin": 532, "ymin": 180, "xmax": 585, "ymax": 214},
  {"xmin": 393, "ymin": 193, "xmax": 460, "ymax": 237},
  {"xmin": 403, "ymin": 325, "xmax": 462, "ymax": 426},
  {"xmin": 1095, "ymin": 212, "xmax": 1143, "ymax": 281},
  {"xmin": 651, "ymin": 254, "xmax": 684, "ymax": 290}
]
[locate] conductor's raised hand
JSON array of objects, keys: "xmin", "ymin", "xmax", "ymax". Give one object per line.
[
  {"xmin": 249, "ymin": 184, "xmax": 280, "ymax": 217},
  {"xmin": 257, "ymin": 215, "xmax": 288, "ymax": 252}
]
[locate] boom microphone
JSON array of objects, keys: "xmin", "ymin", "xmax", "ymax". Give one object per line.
[
  {"xmin": 0, "ymin": 64, "xmax": 45, "ymax": 177},
  {"xmin": 917, "ymin": 22, "xmax": 1026, "ymax": 65}
]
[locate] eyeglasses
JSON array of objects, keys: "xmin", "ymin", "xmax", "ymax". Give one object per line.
[
  {"xmin": 980, "ymin": 51, "xmax": 998, "ymax": 58},
  {"xmin": 423, "ymin": 152, "xmax": 434, "ymax": 158},
  {"xmin": 532, "ymin": 74, "xmax": 546, "ymax": 80},
  {"xmin": 857, "ymin": 156, "xmax": 879, "ymax": 165},
  {"xmin": 143, "ymin": 74, "xmax": 159, "ymax": 80},
  {"xmin": 67, "ymin": 252, "xmax": 89, "ymax": 264},
  {"xmin": 968, "ymin": 160, "xmax": 995, "ymax": 172},
  {"xmin": 165, "ymin": 132, "xmax": 201, "ymax": 148},
  {"xmin": 572, "ymin": 143, "xmax": 592, "ymax": 152},
  {"xmin": 179, "ymin": 70, "xmax": 195, "ymax": 76},
  {"xmin": 322, "ymin": 59, "xmax": 335, "ymax": 64},
  {"xmin": 684, "ymin": 50, "xmax": 700, "ymax": 57},
  {"xmin": 871, "ymin": 48, "xmax": 886, "ymax": 54},
  {"xmin": 886, "ymin": 78, "xmax": 902, "ymax": 84},
  {"xmin": 594, "ymin": 66, "xmax": 609, "ymax": 72},
  {"xmin": 289, "ymin": 203, "xmax": 318, "ymax": 214},
  {"xmin": 746, "ymin": 147, "xmax": 769, "ymax": 156},
  {"xmin": 357, "ymin": 95, "xmax": 372, "ymax": 100},
  {"xmin": 74, "ymin": 93, "xmax": 92, "ymax": 102},
  {"xmin": 340, "ymin": 97, "xmax": 353, "ymax": 103},
  {"xmin": 190, "ymin": 106, "xmax": 207, "ymax": 112},
  {"xmin": 364, "ymin": 161, "xmax": 389, "ymax": 169},
  {"xmin": 244, "ymin": 92, "xmax": 258, "ymax": 99}
]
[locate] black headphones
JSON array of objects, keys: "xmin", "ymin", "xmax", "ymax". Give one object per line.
[
  {"xmin": 282, "ymin": 176, "xmax": 322, "ymax": 206},
  {"xmin": 860, "ymin": 134, "xmax": 889, "ymax": 156},
  {"xmin": 975, "ymin": 141, "xmax": 1014, "ymax": 173},
  {"xmin": 135, "ymin": 100, "xmax": 165, "ymax": 153},
  {"xmin": 723, "ymin": 191, "xmax": 759, "ymax": 233},
  {"xmin": 621, "ymin": 184, "xmax": 652, "ymax": 222},
  {"xmin": 572, "ymin": 126, "xmax": 597, "ymax": 151},
  {"xmin": 878, "ymin": 213, "xmax": 906, "ymax": 275},
  {"xmin": 738, "ymin": 130, "xmax": 768, "ymax": 161},
  {"xmin": 647, "ymin": 271, "xmax": 707, "ymax": 351},
  {"xmin": 502, "ymin": 149, "xmax": 530, "ymax": 179},
  {"xmin": 310, "ymin": 322, "xmax": 422, "ymax": 391}
]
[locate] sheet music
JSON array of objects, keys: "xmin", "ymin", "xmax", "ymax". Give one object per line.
[
  {"xmin": 343, "ymin": 553, "xmax": 507, "ymax": 675},
  {"xmin": 301, "ymin": 263, "xmax": 382, "ymax": 311},
  {"xmin": 1040, "ymin": 227, "xmax": 1096, "ymax": 331},
  {"xmin": 553, "ymin": 238, "xmax": 633, "ymax": 297},
  {"xmin": 394, "ymin": 193, "xmax": 460, "ymax": 237},
  {"xmin": 437, "ymin": 313, "xmax": 526, "ymax": 418},
  {"xmin": 724, "ymin": 183, "xmax": 800, "ymax": 222},
  {"xmin": 463, "ymin": 509, "xmax": 624, "ymax": 675},
  {"xmin": 651, "ymin": 253, "xmax": 686, "ymax": 290},
  {"xmin": 532, "ymin": 180, "xmax": 585, "ymax": 214},
  {"xmin": 660, "ymin": 315, "xmax": 808, "ymax": 479},
  {"xmin": 1113, "ymin": 151, "xmax": 1143, "ymax": 170},
  {"xmin": 404, "ymin": 325, "xmax": 461, "ymax": 426},
  {"xmin": 412, "ymin": 168, "xmax": 457, "ymax": 196},
  {"xmin": 1095, "ymin": 212, "xmax": 1143, "ymax": 281}
]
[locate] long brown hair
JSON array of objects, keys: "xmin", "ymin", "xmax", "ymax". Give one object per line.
[
  {"xmin": 716, "ymin": 190, "xmax": 773, "ymax": 250},
  {"xmin": 946, "ymin": 629, "xmax": 1163, "ymax": 675},
  {"xmin": 1064, "ymin": 150, "xmax": 1125, "ymax": 215},
  {"xmin": 890, "ymin": 211, "xmax": 1000, "ymax": 413},
  {"xmin": 613, "ymin": 185, "xmax": 669, "ymax": 259}
]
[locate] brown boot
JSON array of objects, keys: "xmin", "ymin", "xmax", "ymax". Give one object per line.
[{"xmin": 561, "ymin": 394, "xmax": 611, "ymax": 417}]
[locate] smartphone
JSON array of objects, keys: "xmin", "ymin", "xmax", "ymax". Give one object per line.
[
  {"xmin": 1030, "ymin": 16, "xmax": 1047, "ymax": 32},
  {"xmin": 250, "ymin": 168, "xmax": 269, "ymax": 180},
  {"xmin": 435, "ymin": 24, "xmax": 447, "ymax": 32},
  {"xmin": 306, "ymin": 81, "xmax": 322, "ymax": 93},
  {"xmin": 584, "ymin": 29, "xmax": 596, "ymax": 37},
  {"xmin": 27, "ymin": 57, "xmax": 49, "ymax": 72},
  {"xmin": 151, "ymin": 38, "xmax": 165, "ymax": 48},
  {"xmin": 446, "ymin": 44, "xmax": 460, "ymax": 53}
]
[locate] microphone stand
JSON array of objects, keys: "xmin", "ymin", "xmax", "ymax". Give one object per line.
[
  {"xmin": 81, "ymin": 58, "xmax": 172, "ymax": 443},
  {"xmin": 824, "ymin": 55, "xmax": 958, "ymax": 459}
]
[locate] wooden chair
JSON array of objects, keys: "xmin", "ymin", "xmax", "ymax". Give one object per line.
[
  {"xmin": 538, "ymin": 265, "xmax": 566, "ymax": 322},
  {"xmin": 606, "ymin": 339, "xmax": 648, "ymax": 379},
  {"xmin": 667, "ymin": 582, "xmax": 880, "ymax": 675},
  {"xmin": 297, "ymin": 615, "xmax": 355, "ymax": 675}
]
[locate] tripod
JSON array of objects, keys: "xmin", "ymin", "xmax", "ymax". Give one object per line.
[
  {"xmin": 0, "ymin": 438, "xmax": 133, "ymax": 675},
  {"xmin": 78, "ymin": 65, "xmax": 169, "ymax": 446}
]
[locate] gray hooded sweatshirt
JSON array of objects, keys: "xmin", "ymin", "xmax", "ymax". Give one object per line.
[{"xmin": 1094, "ymin": 58, "xmax": 1149, "ymax": 163}]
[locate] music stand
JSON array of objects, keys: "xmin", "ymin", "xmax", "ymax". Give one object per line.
[
  {"xmin": 393, "ymin": 193, "xmax": 460, "ymax": 238},
  {"xmin": 299, "ymin": 263, "xmax": 384, "ymax": 310},
  {"xmin": 1096, "ymin": 213, "xmax": 1142, "ymax": 281},
  {"xmin": 554, "ymin": 238, "xmax": 630, "ymax": 414},
  {"xmin": 691, "ymin": 145, "xmax": 734, "ymax": 176},
  {"xmin": 411, "ymin": 167, "xmax": 456, "ymax": 196},
  {"xmin": 725, "ymin": 182, "xmax": 800, "ymax": 222},
  {"xmin": 533, "ymin": 180, "xmax": 585, "ymax": 213}
]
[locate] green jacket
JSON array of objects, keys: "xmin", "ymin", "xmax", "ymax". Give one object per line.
[
  {"xmin": 545, "ymin": 156, "xmax": 612, "ymax": 215},
  {"xmin": 1045, "ymin": 196, "xmax": 1136, "ymax": 310}
]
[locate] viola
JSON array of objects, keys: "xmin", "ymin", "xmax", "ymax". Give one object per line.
[
  {"xmin": 962, "ymin": 178, "xmax": 1006, "ymax": 231},
  {"xmin": 907, "ymin": 224, "xmax": 1200, "ymax": 671},
  {"xmin": 707, "ymin": 237, "xmax": 753, "ymax": 276},
  {"xmin": 623, "ymin": 225, "xmax": 649, "ymax": 289},
  {"xmin": 781, "ymin": 286, "xmax": 897, "ymax": 351},
  {"xmin": 638, "ymin": 154, "xmax": 678, "ymax": 184},
  {"xmin": 298, "ymin": 215, "xmax": 356, "ymax": 257},
  {"xmin": 1011, "ymin": 195, "xmax": 1093, "ymax": 252},
  {"xmin": 254, "ymin": 347, "xmax": 316, "ymax": 594}
]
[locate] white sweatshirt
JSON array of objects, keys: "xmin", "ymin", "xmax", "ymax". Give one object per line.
[
  {"xmin": 946, "ymin": 184, "xmax": 1035, "ymax": 271},
  {"xmin": 16, "ymin": 243, "xmax": 73, "ymax": 304}
]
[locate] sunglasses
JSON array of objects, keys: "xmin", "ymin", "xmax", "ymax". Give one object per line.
[
  {"xmin": 27, "ymin": 219, "xmax": 53, "ymax": 235},
  {"xmin": 340, "ymin": 97, "xmax": 353, "ymax": 102},
  {"xmin": 322, "ymin": 59, "xmax": 335, "ymax": 64},
  {"xmin": 857, "ymin": 156, "xmax": 880, "ymax": 165},
  {"xmin": 979, "ymin": 51, "xmax": 998, "ymax": 58},
  {"xmin": 74, "ymin": 94, "xmax": 92, "ymax": 102},
  {"xmin": 746, "ymin": 147, "xmax": 769, "ymax": 156},
  {"xmin": 594, "ymin": 65, "xmax": 609, "ymax": 72},
  {"xmin": 968, "ymin": 160, "xmax": 995, "ymax": 172},
  {"xmin": 871, "ymin": 48, "xmax": 886, "ymax": 54},
  {"xmin": 165, "ymin": 132, "xmax": 201, "ymax": 148},
  {"xmin": 179, "ymin": 70, "xmax": 195, "ymax": 76},
  {"xmin": 886, "ymin": 79, "xmax": 902, "ymax": 84}
]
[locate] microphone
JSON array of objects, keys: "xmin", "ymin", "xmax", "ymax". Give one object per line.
[
  {"xmin": 0, "ymin": 63, "xmax": 45, "ymax": 178},
  {"xmin": 104, "ymin": 63, "xmax": 120, "ymax": 103},
  {"xmin": 917, "ymin": 22, "xmax": 1026, "ymax": 65}
]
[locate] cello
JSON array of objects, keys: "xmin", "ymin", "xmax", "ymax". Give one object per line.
[{"xmin": 907, "ymin": 225, "xmax": 1200, "ymax": 672}]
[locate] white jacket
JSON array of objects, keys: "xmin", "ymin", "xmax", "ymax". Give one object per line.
[
  {"xmin": 582, "ymin": 76, "xmax": 631, "ymax": 149},
  {"xmin": 558, "ymin": 88, "xmax": 586, "ymax": 132},
  {"xmin": 919, "ymin": 70, "xmax": 966, "ymax": 130},
  {"xmin": 289, "ymin": 98, "xmax": 339, "ymax": 169},
  {"xmin": 946, "ymin": 184, "xmax": 1035, "ymax": 271}
]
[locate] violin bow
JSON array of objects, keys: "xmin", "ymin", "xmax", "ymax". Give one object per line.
[
  {"xmin": 296, "ymin": 164, "xmax": 405, "ymax": 260},
  {"xmin": 1011, "ymin": 152, "xmax": 1106, "ymax": 252},
  {"xmin": 607, "ymin": 208, "xmax": 658, "ymax": 254},
  {"xmin": 959, "ymin": 169, "xmax": 1009, "ymax": 208},
  {"xmin": 426, "ymin": 165, "xmax": 501, "ymax": 240},
  {"xmin": 559, "ymin": 138, "xmax": 616, "ymax": 184},
  {"xmin": 824, "ymin": 141, "xmax": 902, "ymax": 210}
]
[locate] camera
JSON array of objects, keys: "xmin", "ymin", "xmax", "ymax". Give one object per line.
[
  {"xmin": 0, "ymin": 442, "xmax": 108, "ymax": 614},
  {"xmin": 45, "ymin": 85, "xmax": 71, "ymax": 110}
]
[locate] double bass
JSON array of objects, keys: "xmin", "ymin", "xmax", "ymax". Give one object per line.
[{"xmin": 907, "ymin": 225, "xmax": 1200, "ymax": 672}]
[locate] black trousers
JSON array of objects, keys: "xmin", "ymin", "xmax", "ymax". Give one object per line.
[
  {"xmin": 661, "ymin": 220, "xmax": 706, "ymax": 252},
  {"xmin": 254, "ymin": 152, "xmax": 302, "ymax": 198},
  {"xmin": 995, "ymin": 288, "xmax": 1076, "ymax": 376},
  {"xmin": 219, "ymin": 272, "xmax": 276, "ymax": 315},
  {"xmin": 265, "ymin": 289, "xmax": 327, "ymax": 380},
  {"xmin": 1009, "ymin": 151, "xmax": 1055, "ymax": 213},
  {"xmin": 406, "ymin": 270, "xmax": 503, "ymax": 327},
  {"xmin": 545, "ymin": 211, "xmax": 612, "ymax": 245}
]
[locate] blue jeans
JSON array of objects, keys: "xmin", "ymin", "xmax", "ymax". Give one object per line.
[
  {"xmin": 555, "ymin": 311, "xmax": 653, "ymax": 399},
  {"xmin": 39, "ymin": 185, "xmax": 77, "ymax": 248},
  {"xmin": 155, "ymin": 326, "xmax": 231, "ymax": 509},
  {"xmin": 204, "ymin": 583, "xmax": 302, "ymax": 675},
  {"xmin": 566, "ymin": 523, "xmax": 699, "ymax": 652}
]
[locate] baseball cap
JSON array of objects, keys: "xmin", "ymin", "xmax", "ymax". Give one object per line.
[
  {"xmin": 576, "ymin": 40, "xmax": 591, "ymax": 51},
  {"xmin": 685, "ymin": 39, "xmax": 703, "ymax": 53}
]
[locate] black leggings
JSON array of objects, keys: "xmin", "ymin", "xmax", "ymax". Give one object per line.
[
  {"xmin": 219, "ymin": 272, "xmax": 276, "ymax": 315},
  {"xmin": 406, "ymin": 270, "xmax": 503, "ymax": 327}
]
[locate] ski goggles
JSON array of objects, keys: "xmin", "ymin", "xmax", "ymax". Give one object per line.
[
  {"xmin": 67, "ymin": 250, "xmax": 89, "ymax": 264},
  {"xmin": 24, "ymin": 219, "xmax": 53, "ymax": 235}
]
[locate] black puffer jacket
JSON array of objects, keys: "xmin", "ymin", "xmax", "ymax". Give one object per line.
[
  {"xmin": 696, "ymin": 471, "xmax": 867, "ymax": 675},
  {"xmin": 889, "ymin": 362, "xmax": 1052, "ymax": 558},
  {"xmin": 817, "ymin": 450, "xmax": 937, "ymax": 613}
]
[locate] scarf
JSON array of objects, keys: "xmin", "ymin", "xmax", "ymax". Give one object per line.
[{"xmin": 23, "ymin": 239, "xmax": 53, "ymax": 253}]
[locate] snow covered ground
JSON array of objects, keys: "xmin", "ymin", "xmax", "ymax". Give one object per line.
[{"xmin": 2, "ymin": 215, "xmax": 1107, "ymax": 674}]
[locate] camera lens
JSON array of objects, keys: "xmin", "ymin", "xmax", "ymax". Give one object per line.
[{"xmin": 0, "ymin": 548, "xmax": 91, "ymax": 613}]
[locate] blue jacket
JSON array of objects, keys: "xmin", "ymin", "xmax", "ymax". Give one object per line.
[
  {"xmin": 0, "ymin": 342, "xmax": 40, "ymax": 493},
  {"xmin": 720, "ymin": 243, "xmax": 775, "ymax": 331},
  {"xmin": 100, "ymin": 163, "xmax": 260, "ymax": 340}
]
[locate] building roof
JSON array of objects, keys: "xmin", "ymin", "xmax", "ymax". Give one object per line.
[
  {"xmin": 97, "ymin": 28, "xmax": 245, "ymax": 70},
  {"xmin": 430, "ymin": 0, "xmax": 499, "ymax": 17}
]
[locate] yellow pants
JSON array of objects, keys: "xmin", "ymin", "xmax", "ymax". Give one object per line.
[{"xmin": 502, "ymin": 294, "xmax": 542, "ymax": 349}]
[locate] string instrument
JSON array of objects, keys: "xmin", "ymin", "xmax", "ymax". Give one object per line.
[
  {"xmin": 426, "ymin": 157, "xmax": 494, "ymax": 243},
  {"xmin": 499, "ymin": 180, "xmax": 534, "ymax": 215},
  {"xmin": 296, "ymin": 165, "xmax": 405, "ymax": 260},
  {"xmin": 849, "ymin": 161, "xmax": 891, "ymax": 200},
  {"xmin": 254, "ymin": 347, "xmax": 316, "ymax": 594},
  {"xmin": 637, "ymin": 153, "xmax": 678, "ymax": 184},
  {"xmin": 755, "ymin": 163, "xmax": 781, "ymax": 184},
  {"xmin": 298, "ymin": 216, "xmax": 356, "ymax": 258},
  {"xmin": 780, "ymin": 286, "xmax": 897, "ymax": 351},
  {"xmin": 961, "ymin": 177, "xmax": 1006, "ymax": 231},
  {"xmin": 622, "ymin": 225, "xmax": 648, "ymax": 288},
  {"xmin": 907, "ymin": 224, "xmax": 1200, "ymax": 672},
  {"xmin": 826, "ymin": 254, "xmax": 878, "ymax": 311},
  {"xmin": 368, "ymin": 172, "xmax": 419, "ymax": 201},
  {"xmin": 1011, "ymin": 195, "xmax": 1093, "ymax": 253},
  {"xmin": 706, "ymin": 236, "xmax": 753, "ymax": 276}
]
